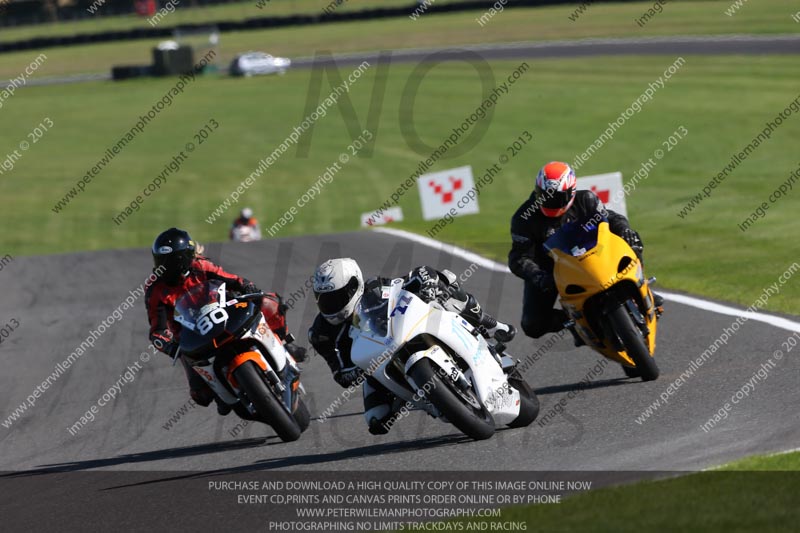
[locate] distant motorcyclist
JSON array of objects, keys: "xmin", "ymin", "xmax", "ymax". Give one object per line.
[
  {"xmin": 509, "ymin": 161, "xmax": 663, "ymax": 342},
  {"xmin": 230, "ymin": 207, "xmax": 262, "ymax": 242},
  {"xmin": 307, "ymin": 258, "xmax": 516, "ymax": 435},
  {"xmin": 145, "ymin": 228, "xmax": 306, "ymax": 415}
]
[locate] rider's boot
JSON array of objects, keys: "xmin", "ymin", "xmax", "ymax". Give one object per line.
[
  {"xmin": 563, "ymin": 320, "xmax": 585, "ymax": 347},
  {"xmin": 285, "ymin": 342, "xmax": 309, "ymax": 363},
  {"xmin": 460, "ymin": 295, "xmax": 516, "ymax": 343},
  {"xmin": 645, "ymin": 276, "xmax": 664, "ymax": 318},
  {"xmin": 654, "ymin": 292, "xmax": 665, "ymax": 318},
  {"xmin": 190, "ymin": 386, "xmax": 214, "ymax": 407},
  {"xmin": 215, "ymin": 397, "xmax": 232, "ymax": 416},
  {"xmin": 364, "ymin": 378, "xmax": 398, "ymax": 435},
  {"xmin": 183, "ymin": 357, "xmax": 214, "ymax": 407}
]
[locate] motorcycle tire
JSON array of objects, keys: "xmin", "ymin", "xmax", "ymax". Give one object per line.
[
  {"xmin": 234, "ymin": 361, "xmax": 302, "ymax": 442},
  {"xmin": 409, "ymin": 359, "xmax": 495, "ymax": 441},
  {"xmin": 506, "ymin": 371, "xmax": 540, "ymax": 428},
  {"xmin": 294, "ymin": 398, "xmax": 311, "ymax": 432},
  {"xmin": 621, "ymin": 364, "xmax": 640, "ymax": 378},
  {"xmin": 609, "ymin": 305, "xmax": 659, "ymax": 382}
]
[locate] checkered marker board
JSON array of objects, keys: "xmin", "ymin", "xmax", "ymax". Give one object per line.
[
  {"xmin": 360, "ymin": 206, "xmax": 404, "ymax": 228},
  {"xmin": 577, "ymin": 171, "xmax": 627, "ymax": 217},
  {"xmin": 417, "ymin": 166, "xmax": 479, "ymax": 221}
]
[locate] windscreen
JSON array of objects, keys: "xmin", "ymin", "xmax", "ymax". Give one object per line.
[
  {"xmin": 354, "ymin": 289, "xmax": 389, "ymax": 337},
  {"xmin": 174, "ymin": 280, "xmax": 226, "ymax": 331},
  {"xmin": 544, "ymin": 218, "xmax": 606, "ymax": 257}
]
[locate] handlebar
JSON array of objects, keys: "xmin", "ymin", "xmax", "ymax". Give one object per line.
[{"xmin": 236, "ymin": 292, "xmax": 265, "ymax": 301}]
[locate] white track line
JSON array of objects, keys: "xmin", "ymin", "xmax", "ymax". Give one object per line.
[
  {"xmin": 375, "ymin": 227, "xmax": 509, "ymax": 273},
  {"xmin": 374, "ymin": 227, "xmax": 800, "ymax": 333},
  {"xmin": 703, "ymin": 447, "xmax": 800, "ymax": 471}
]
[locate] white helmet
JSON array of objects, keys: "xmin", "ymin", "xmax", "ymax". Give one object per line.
[
  {"xmin": 241, "ymin": 207, "xmax": 254, "ymax": 220},
  {"xmin": 313, "ymin": 258, "xmax": 364, "ymax": 325}
]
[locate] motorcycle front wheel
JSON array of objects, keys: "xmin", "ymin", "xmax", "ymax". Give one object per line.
[
  {"xmin": 409, "ymin": 359, "xmax": 495, "ymax": 441},
  {"xmin": 609, "ymin": 305, "xmax": 659, "ymax": 382},
  {"xmin": 234, "ymin": 361, "xmax": 302, "ymax": 442},
  {"xmin": 294, "ymin": 398, "xmax": 311, "ymax": 432}
]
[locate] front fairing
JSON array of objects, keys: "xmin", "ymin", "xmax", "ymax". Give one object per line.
[
  {"xmin": 174, "ymin": 281, "xmax": 259, "ymax": 359},
  {"xmin": 545, "ymin": 220, "xmax": 641, "ymax": 299}
]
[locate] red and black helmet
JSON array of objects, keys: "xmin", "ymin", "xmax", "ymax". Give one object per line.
[{"xmin": 535, "ymin": 161, "xmax": 577, "ymax": 217}]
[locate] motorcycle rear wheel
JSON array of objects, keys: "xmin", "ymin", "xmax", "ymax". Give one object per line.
[
  {"xmin": 609, "ymin": 305, "xmax": 659, "ymax": 382},
  {"xmin": 409, "ymin": 359, "xmax": 495, "ymax": 441},
  {"xmin": 506, "ymin": 369, "xmax": 539, "ymax": 428},
  {"xmin": 234, "ymin": 361, "xmax": 302, "ymax": 442}
]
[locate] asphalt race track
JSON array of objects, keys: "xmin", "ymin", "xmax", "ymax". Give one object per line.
[
  {"xmin": 2, "ymin": 230, "xmax": 799, "ymax": 529},
  {"xmin": 6, "ymin": 34, "xmax": 800, "ymax": 87},
  {"xmin": 2, "ymin": 229, "xmax": 798, "ymax": 477},
  {"xmin": 290, "ymin": 34, "xmax": 800, "ymax": 67}
]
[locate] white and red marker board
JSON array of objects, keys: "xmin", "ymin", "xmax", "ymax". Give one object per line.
[
  {"xmin": 577, "ymin": 171, "xmax": 627, "ymax": 217},
  {"xmin": 416, "ymin": 166, "xmax": 478, "ymax": 221}
]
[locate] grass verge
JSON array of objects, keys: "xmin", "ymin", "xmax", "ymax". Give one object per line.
[
  {"xmin": 445, "ymin": 451, "xmax": 800, "ymax": 532},
  {"xmin": 0, "ymin": 55, "xmax": 797, "ymax": 313},
  {"xmin": 0, "ymin": 0, "xmax": 463, "ymax": 44},
  {"xmin": 0, "ymin": 0, "xmax": 798, "ymax": 80}
]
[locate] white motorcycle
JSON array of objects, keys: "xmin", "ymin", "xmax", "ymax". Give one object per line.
[{"xmin": 350, "ymin": 279, "xmax": 538, "ymax": 440}]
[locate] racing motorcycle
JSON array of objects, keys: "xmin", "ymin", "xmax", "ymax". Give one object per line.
[
  {"xmin": 173, "ymin": 280, "xmax": 309, "ymax": 441},
  {"xmin": 230, "ymin": 225, "xmax": 261, "ymax": 242},
  {"xmin": 349, "ymin": 279, "xmax": 538, "ymax": 440},
  {"xmin": 544, "ymin": 217, "xmax": 661, "ymax": 381}
]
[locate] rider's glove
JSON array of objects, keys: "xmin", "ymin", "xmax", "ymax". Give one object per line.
[
  {"xmin": 334, "ymin": 367, "xmax": 364, "ymax": 388},
  {"xmin": 621, "ymin": 229, "xmax": 643, "ymax": 258},
  {"xmin": 285, "ymin": 343, "xmax": 309, "ymax": 363},
  {"xmin": 151, "ymin": 330, "xmax": 178, "ymax": 356},
  {"xmin": 529, "ymin": 270, "xmax": 556, "ymax": 296},
  {"xmin": 241, "ymin": 281, "xmax": 260, "ymax": 295},
  {"xmin": 418, "ymin": 279, "xmax": 442, "ymax": 303}
]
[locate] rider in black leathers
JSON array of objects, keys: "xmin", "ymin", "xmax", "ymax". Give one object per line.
[
  {"xmin": 509, "ymin": 161, "xmax": 659, "ymax": 340},
  {"xmin": 308, "ymin": 259, "xmax": 515, "ymax": 435}
]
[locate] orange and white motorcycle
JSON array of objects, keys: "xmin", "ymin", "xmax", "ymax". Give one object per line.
[
  {"xmin": 544, "ymin": 216, "xmax": 661, "ymax": 381},
  {"xmin": 173, "ymin": 280, "xmax": 309, "ymax": 441},
  {"xmin": 230, "ymin": 225, "xmax": 261, "ymax": 242}
]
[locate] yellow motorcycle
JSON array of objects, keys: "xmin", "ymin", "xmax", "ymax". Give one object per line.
[{"xmin": 544, "ymin": 217, "xmax": 661, "ymax": 381}]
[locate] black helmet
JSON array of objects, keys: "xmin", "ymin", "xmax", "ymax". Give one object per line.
[{"xmin": 152, "ymin": 228, "xmax": 196, "ymax": 285}]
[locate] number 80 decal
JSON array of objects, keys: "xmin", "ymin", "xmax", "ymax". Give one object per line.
[{"xmin": 197, "ymin": 308, "xmax": 229, "ymax": 335}]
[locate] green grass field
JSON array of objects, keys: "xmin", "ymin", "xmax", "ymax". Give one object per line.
[
  {"xmin": 0, "ymin": 0, "xmax": 467, "ymax": 43},
  {"xmin": 443, "ymin": 451, "xmax": 800, "ymax": 532},
  {"xmin": 721, "ymin": 450, "xmax": 800, "ymax": 470},
  {"xmin": 1, "ymin": 0, "xmax": 798, "ymax": 80},
  {"xmin": 1, "ymin": 52, "xmax": 798, "ymax": 313}
]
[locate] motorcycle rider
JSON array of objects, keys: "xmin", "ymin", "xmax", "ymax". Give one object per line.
[
  {"xmin": 230, "ymin": 207, "xmax": 262, "ymax": 242},
  {"xmin": 308, "ymin": 258, "xmax": 516, "ymax": 435},
  {"xmin": 509, "ymin": 161, "xmax": 663, "ymax": 341},
  {"xmin": 145, "ymin": 228, "xmax": 306, "ymax": 415}
]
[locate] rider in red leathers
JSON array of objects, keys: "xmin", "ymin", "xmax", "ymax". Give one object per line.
[{"xmin": 145, "ymin": 228, "xmax": 305, "ymax": 415}]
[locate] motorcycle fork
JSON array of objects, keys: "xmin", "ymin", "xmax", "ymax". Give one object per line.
[
  {"xmin": 626, "ymin": 299, "xmax": 649, "ymax": 335},
  {"xmin": 600, "ymin": 296, "xmax": 649, "ymax": 352},
  {"xmin": 279, "ymin": 365, "xmax": 302, "ymax": 412}
]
